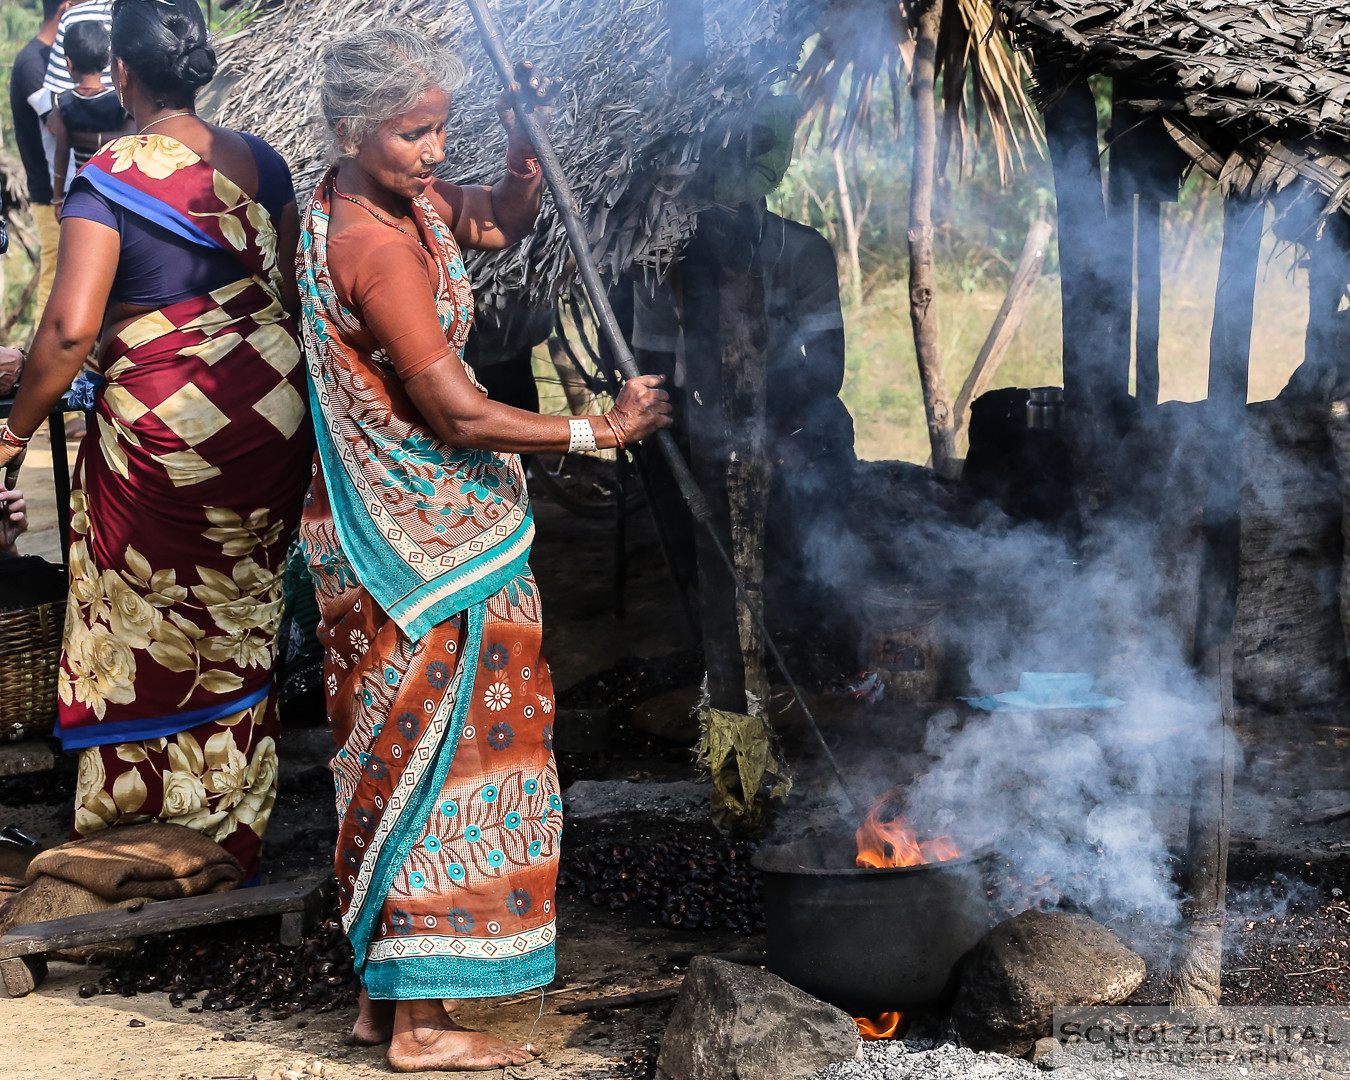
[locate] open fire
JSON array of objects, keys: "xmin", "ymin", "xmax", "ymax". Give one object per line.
[
  {"xmin": 854, "ymin": 1011, "xmax": 903, "ymax": 1040},
  {"xmin": 855, "ymin": 788, "xmax": 961, "ymax": 869}
]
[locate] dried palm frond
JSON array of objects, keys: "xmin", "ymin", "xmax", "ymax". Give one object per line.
[
  {"xmin": 209, "ymin": 0, "xmax": 824, "ymax": 308},
  {"xmin": 996, "ymin": 0, "xmax": 1350, "ymax": 217},
  {"xmin": 797, "ymin": 0, "xmax": 1042, "ymax": 181}
]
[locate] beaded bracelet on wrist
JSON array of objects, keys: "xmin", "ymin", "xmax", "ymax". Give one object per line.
[{"xmin": 0, "ymin": 424, "xmax": 32, "ymax": 448}]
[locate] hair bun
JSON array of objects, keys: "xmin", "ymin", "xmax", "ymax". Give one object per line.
[{"xmin": 173, "ymin": 43, "xmax": 217, "ymax": 88}]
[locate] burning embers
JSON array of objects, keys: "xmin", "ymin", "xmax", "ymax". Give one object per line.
[
  {"xmin": 855, "ymin": 788, "xmax": 960, "ymax": 869},
  {"xmin": 854, "ymin": 1011, "xmax": 903, "ymax": 1040}
]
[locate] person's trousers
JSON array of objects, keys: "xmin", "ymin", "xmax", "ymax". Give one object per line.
[{"xmin": 32, "ymin": 202, "xmax": 60, "ymax": 321}]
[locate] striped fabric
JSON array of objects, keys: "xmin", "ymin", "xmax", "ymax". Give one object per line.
[{"xmin": 40, "ymin": 0, "xmax": 113, "ymax": 102}]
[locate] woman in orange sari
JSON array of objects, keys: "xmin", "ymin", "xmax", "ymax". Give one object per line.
[
  {"xmin": 0, "ymin": 0, "xmax": 309, "ymax": 879},
  {"xmin": 299, "ymin": 29, "xmax": 670, "ymax": 1071}
]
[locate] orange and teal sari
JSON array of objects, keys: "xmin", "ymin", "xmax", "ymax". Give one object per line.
[
  {"xmin": 297, "ymin": 170, "xmax": 561, "ymax": 1001},
  {"xmin": 59, "ymin": 136, "xmax": 311, "ymax": 878}
]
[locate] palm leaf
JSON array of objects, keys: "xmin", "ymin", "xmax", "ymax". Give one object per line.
[{"xmin": 798, "ymin": 0, "xmax": 1042, "ymax": 180}]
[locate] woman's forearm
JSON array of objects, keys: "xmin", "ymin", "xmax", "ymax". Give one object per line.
[
  {"xmin": 487, "ymin": 169, "xmax": 542, "ymax": 243},
  {"xmin": 408, "ymin": 370, "xmax": 616, "ymax": 455},
  {"xmin": 5, "ymin": 324, "xmax": 97, "ymax": 438}
]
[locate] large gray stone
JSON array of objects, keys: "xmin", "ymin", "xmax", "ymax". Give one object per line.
[
  {"xmin": 656, "ymin": 956, "xmax": 861, "ymax": 1080},
  {"xmin": 951, "ymin": 910, "xmax": 1146, "ymax": 1058}
]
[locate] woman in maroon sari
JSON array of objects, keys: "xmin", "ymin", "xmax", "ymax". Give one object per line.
[{"xmin": 0, "ymin": 0, "xmax": 309, "ymax": 879}]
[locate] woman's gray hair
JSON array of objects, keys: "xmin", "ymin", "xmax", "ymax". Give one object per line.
[{"xmin": 320, "ymin": 28, "xmax": 466, "ymax": 154}]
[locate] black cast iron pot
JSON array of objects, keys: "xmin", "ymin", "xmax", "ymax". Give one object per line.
[{"xmin": 752, "ymin": 836, "xmax": 994, "ymax": 1015}]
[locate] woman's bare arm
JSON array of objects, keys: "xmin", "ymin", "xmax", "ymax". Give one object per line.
[
  {"xmin": 51, "ymin": 108, "xmax": 70, "ymax": 208},
  {"xmin": 404, "ymin": 353, "xmax": 669, "ymax": 454},
  {"xmin": 441, "ymin": 171, "xmax": 541, "ymax": 252},
  {"xmin": 3, "ymin": 217, "xmax": 117, "ymax": 439},
  {"xmin": 275, "ymin": 200, "xmax": 302, "ymax": 318}
]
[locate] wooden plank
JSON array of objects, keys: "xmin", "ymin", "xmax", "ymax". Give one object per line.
[{"xmin": 0, "ymin": 878, "xmax": 329, "ymax": 960}]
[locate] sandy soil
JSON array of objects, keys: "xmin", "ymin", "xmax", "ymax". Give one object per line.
[{"xmin": 0, "ymin": 909, "xmax": 727, "ymax": 1080}]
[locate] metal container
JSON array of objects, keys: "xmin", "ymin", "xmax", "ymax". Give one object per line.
[
  {"xmin": 1026, "ymin": 386, "xmax": 1064, "ymax": 430},
  {"xmin": 753, "ymin": 836, "xmax": 993, "ymax": 1014},
  {"xmin": 858, "ymin": 586, "xmax": 943, "ymax": 702}
]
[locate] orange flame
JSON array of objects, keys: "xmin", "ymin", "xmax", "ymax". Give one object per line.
[
  {"xmin": 855, "ymin": 789, "xmax": 961, "ymax": 869},
  {"xmin": 855, "ymin": 1011, "xmax": 903, "ymax": 1040}
]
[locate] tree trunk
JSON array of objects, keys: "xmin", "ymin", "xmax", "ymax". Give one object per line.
[
  {"xmin": 907, "ymin": 0, "xmax": 956, "ymax": 478},
  {"xmin": 832, "ymin": 146, "xmax": 862, "ymax": 306},
  {"xmin": 1169, "ymin": 196, "xmax": 1262, "ymax": 1008},
  {"xmin": 952, "ymin": 219, "xmax": 1052, "ymax": 445}
]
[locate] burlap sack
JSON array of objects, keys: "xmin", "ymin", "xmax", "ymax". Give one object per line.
[{"xmin": 25, "ymin": 823, "xmax": 243, "ymax": 901}]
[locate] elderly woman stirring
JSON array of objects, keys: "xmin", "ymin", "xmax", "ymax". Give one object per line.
[{"xmin": 299, "ymin": 30, "xmax": 671, "ymax": 1072}]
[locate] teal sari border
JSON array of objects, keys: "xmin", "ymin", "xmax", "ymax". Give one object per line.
[
  {"xmin": 304, "ymin": 364, "xmax": 533, "ymax": 645},
  {"xmin": 363, "ymin": 945, "xmax": 556, "ymax": 1001},
  {"xmin": 391, "ymin": 527, "xmax": 533, "ymax": 643},
  {"xmin": 347, "ymin": 602, "xmax": 485, "ymax": 984}
]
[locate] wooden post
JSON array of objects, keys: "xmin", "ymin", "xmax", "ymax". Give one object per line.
[
  {"xmin": 1290, "ymin": 215, "xmax": 1350, "ymax": 395},
  {"xmin": 1105, "ymin": 85, "xmax": 1137, "ymax": 398},
  {"xmin": 1046, "ymin": 79, "xmax": 1121, "ymax": 413},
  {"xmin": 952, "ymin": 219, "xmax": 1052, "ymax": 444},
  {"xmin": 719, "ymin": 209, "xmax": 771, "ymax": 710},
  {"xmin": 1136, "ymin": 199, "xmax": 1162, "ymax": 407},
  {"xmin": 1169, "ymin": 195, "xmax": 1262, "ymax": 1008},
  {"xmin": 681, "ymin": 210, "xmax": 771, "ymax": 714},
  {"xmin": 907, "ymin": 0, "xmax": 957, "ymax": 478},
  {"xmin": 1106, "ymin": 85, "xmax": 1181, "ymax": 408}
]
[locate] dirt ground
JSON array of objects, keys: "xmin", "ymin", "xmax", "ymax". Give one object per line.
[
  {"xmin": 12, "ymin": 430, "xmax": 1350, "ymax": 1079},
  {"xmin": 1, "ymin": 448, "xmax": 715, "ymax": 1080}
]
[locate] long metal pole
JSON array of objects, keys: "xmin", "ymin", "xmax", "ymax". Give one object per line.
[{"xmin": 464, "ymin": 0, "xmax": 858, "ymax": 816}]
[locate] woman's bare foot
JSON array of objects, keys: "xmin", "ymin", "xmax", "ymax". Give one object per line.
[
  {"xmin": 387, "ymin": 998, "xmax": 538, "ymax": 1072},
  {"xmin": 348, "ymin": 990, "xmax": 396, "ymax": 1045}
]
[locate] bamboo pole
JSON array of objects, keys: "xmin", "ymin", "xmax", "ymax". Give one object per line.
[
  {"xmin": 907, "ymin": 0, "xmax": 957, "ymax": 479},
  {"xmin": 1169, "ymin": 195, "xmax": 1262, "ymax": 1008},
  {"xmin": 952, "ymin": 219, "xmax": 1052, "ymax": 444}
]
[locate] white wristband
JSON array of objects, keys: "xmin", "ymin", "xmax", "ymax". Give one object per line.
[{"xmin": 567, "ymin": 417, "xmax": 597, "ymax": 454}]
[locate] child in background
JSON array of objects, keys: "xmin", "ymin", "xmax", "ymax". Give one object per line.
[{"xmin": 50, "ymin": 20, "xmax": 130, "ymax": 207}]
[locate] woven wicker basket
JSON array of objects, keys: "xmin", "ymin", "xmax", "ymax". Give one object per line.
[{"xmin": 0, "ymin": 556, "xmax": 67, "ymax": 742}]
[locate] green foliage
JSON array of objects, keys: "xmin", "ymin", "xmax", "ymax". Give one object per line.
[{"xmin": 0, "ymin": 0, "xmax": 39, "ymax": 68}]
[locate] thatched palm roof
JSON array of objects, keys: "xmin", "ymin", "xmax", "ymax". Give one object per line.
[
  {"xmin": 997, "ymin": 0, "xmax": 1350, "ymax": 217},
  {"xmin": 212, "ymin": 0, "xmax": 822, "ymax": 310}
]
